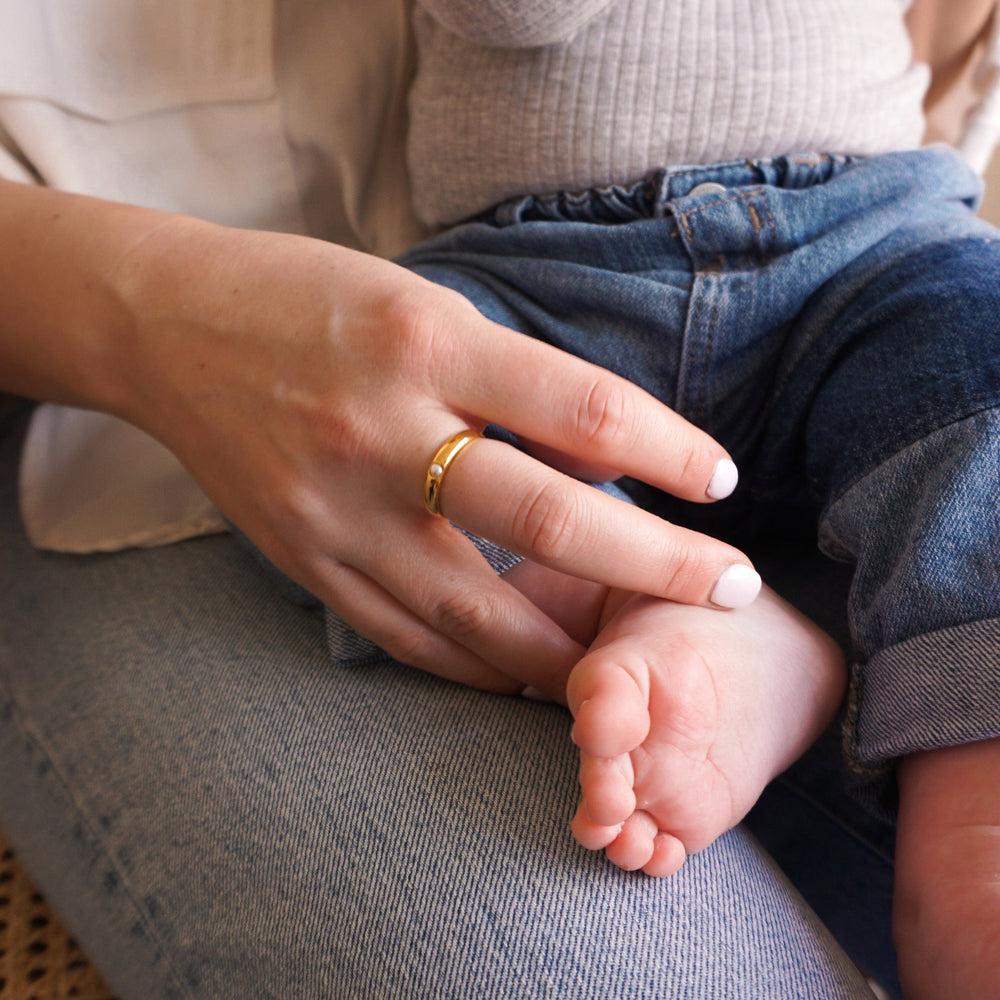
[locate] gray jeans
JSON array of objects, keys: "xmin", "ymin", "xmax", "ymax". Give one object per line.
[{"xmin": 0, "ymin": 412, "xmax": 878, "ymax": 999}]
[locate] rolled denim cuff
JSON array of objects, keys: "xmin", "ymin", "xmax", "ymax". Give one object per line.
[{"xmin": 844, "ymin": 616, "xmax": 1000, "ymax": 814}]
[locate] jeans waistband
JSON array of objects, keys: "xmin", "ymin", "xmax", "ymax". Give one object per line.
[{"xmin": 490, "ymin": 153, "xmax": 859, "ymax": 226}]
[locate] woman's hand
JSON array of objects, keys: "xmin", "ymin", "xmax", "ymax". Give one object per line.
[{"xmin": 0, "ymin": 183, "xmax": 757, "ymax": 699}]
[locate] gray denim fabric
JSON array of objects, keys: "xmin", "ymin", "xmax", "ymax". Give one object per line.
[{"xmin": 0, "ymin": 414, "xmax": 878, "ymax": 999}]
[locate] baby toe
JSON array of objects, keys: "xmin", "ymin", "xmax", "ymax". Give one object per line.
[
  {"xmin": 570, "ymin": 801, "xmax": 623, "ymax": 851},
  {"xmin": 605, "ymin": 811, "xmax": 659, "ymax": 872},
  {"xmin": 568, "ymin": 655, "xmax": 650, "ymax": 758},
  {"xmin": 642, "ymin": 832, "xmax": 687, "ymax": 878},
  {"xmin": 579, "ymin": 752, "xmax": 636, "ymax": 827}
]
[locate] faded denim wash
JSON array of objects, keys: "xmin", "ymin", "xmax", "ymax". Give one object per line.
[{"xmin": 386, "ymin": 144, "xmax": 1000, "ymax": 810}]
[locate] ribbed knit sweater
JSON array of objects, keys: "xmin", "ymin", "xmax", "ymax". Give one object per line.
[{"xmin": 408, "ymin": 0, "xmax": 929, "ymax": 226}]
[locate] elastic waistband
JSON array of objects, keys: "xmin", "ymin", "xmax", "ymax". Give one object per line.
[{"xmin": 490, "ymin": 153, "xmax": 859, "ymax": 226}]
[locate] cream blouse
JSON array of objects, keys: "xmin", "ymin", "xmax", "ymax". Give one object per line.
[{"xmin": 1, "ymin": 0, "xmax": 427, "ymax": 552}]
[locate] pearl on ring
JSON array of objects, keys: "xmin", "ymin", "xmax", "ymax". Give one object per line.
[{"xmin": 423, "ymin": 430, "xmax": 482, "ymax": 517}]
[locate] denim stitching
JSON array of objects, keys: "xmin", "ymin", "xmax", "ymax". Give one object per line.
[
  {"xmin": 700, "ymin": 278, "xmax": 721, "ymax": 426},
  {"xmin": 0, "ymin": 673, "xmax": 197, "ymax": 999}
]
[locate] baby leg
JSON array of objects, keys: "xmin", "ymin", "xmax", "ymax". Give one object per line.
[
  {"xmin": 800, "ymin": 226, "xmax": 1000, "ymax": 996},
  {"xmin": 894, "ymin": 737, "xmax": 1000, "ymax": 1000},
  {"xmin": 566, "ymin": 584, "xmax": 846, "ymax": 875}
]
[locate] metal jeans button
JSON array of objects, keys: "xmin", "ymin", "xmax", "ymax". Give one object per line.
[{"xmin": 687, "ymin": 181, "xmax": 727, "ymax": 197}]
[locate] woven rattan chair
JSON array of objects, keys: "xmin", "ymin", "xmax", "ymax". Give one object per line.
[{"xmin": 0, "ymin": 831, "xmax": 116, "ymax": 1000}]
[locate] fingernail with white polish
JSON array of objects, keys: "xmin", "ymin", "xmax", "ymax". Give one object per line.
[
  {"xmin": 710, "ymin": 564, "xmax": 762, "ymax": 609},
  {"xmin": 706, "ymin": 458, "xmax": 739, "ymax": 500}
]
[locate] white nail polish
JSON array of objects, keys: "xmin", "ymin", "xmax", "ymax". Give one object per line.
[
  {"xmin": 710, "ymin": 564, "xmax": 761, "ymax": 608},
  {"xmin": 706, "ymin": 458, "xmax": 739, "ymax": 500}
]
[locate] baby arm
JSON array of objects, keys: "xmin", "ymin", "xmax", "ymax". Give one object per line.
[
  {"xmin": 907, "ymin": 0, "xmax": 996, "ymax": 70},
  {"xmin": 907, "ymin": 0, "xmax": 998, "ymax": 144}
]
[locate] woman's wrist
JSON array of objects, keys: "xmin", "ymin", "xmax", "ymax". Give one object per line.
[
  {"xmin": 98, "ymin": 209, "xmax": 246, "ymax": 441},
  {"xmin": 0, "ymin": 178, "xmax": 179, "ymax": 420}
]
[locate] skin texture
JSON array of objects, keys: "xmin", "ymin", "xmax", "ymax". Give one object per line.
[
  {"xmin": 2, "ymin": 7, "xmax": 997, "ymax": 994},
  {"xmin": 907, "ymin": 0, "xmax": 998, "ymax": 144},
  {"xmin": 506, "ymin": 563, "xmax": 846, "ymax": 877},
  {"xmin": 0, "ymin": 179, "xmax": 754, "ymax": 700},
  {"xmin": 566, "ymin": 584, "xmax": 846, "ymax": 876},
  {"xmin": 894, "ymin": 738, "xmax": 1000, "ymax": 1000},
  {"xmin": 907, "ymin": 0, "xmax": 996, "ymax": 70}
]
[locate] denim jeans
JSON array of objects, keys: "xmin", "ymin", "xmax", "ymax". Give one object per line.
[
  {"xmin": 385, "ymin": 144, "xmax": 1000, "ymax": 813},
  {"xmin": 0, "ymin": 412, "xmax": 878, "ymax": 999}
]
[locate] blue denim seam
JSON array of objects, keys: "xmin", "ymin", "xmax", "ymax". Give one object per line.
[
  {"xmin": 674, "ymin": 188, "xmax": 773, "ymax": 243},
  {"xmin": 815, "ymin": 403, "xmax": 1000, "ymax": 556},
  {"xmin": 675, "ymin": 274, "xmax": 712, "ymax": 423},
  {"xmin": 0, "ymin": 674, "xmax": 196, "ymax": 1000}
]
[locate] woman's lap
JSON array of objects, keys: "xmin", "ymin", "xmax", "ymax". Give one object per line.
[{"xmin": 0, "ymin": 413, "xmax": 878, "ymax": 998}]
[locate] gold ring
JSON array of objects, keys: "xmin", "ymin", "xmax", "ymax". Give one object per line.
[{"xmin": 423, "ymin": 430, "xmax": 481, "ymax": 517}]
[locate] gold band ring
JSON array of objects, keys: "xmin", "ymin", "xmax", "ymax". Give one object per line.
[{"xmin": 423, "ymin": 430, "xmax": 481, "ymax": 517}]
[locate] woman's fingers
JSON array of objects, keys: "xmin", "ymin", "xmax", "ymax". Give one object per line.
[
  {"xmin": 445, "ymin": 325, "xmax": 737, "ymax": 504},
  {"xmin": 428, "ymin": 437, "xmax": 760, "ymax": 610},
  {"xmin": 319, "ymin": 558, "xmax": 528, "ymax": 694},
  {"xmin": 328, "ymin": 517, "xmax": 585, "ymax": 700}
]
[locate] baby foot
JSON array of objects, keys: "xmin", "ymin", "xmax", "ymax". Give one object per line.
[{"xmin": 566, "ymin": 584, "xmax": 846, "ymax": 876}]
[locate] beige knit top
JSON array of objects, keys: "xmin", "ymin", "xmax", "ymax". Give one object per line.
[{"xmin": 408, "ymin": 0, "xmax": 929, "ymax": 226}]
